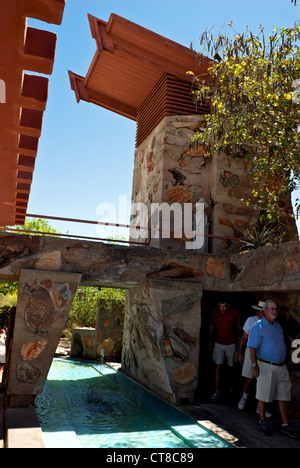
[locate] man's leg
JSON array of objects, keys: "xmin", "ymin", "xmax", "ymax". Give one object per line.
[
  {"xmin": 215, "ymin": 364, "xmax": 221, "ymax": 392},
  {"xmin": 258, "ymin": 400, "xmax": 267, "ymax": 421},
  {"xmin": 244, "ymin": 377, "xmax": 252, "ymax": 394},
  {"xmin": 278, "ymin": 401, "xmax": 299, "ymax": 438},
  {"xmin": 278, "ymin": 400, "xmax": 288, "ymax": 425},
  {"xmin": 211, "ymin": 344, "xmax": 223, "ymax": 400},
  {"xmin": 256, "ymin": 400, "xmax": 271, "ymax": 435}
]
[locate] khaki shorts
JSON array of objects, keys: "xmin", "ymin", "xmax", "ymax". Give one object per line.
[
  {"xmin": 212, "ymin": 343, "xmax": 236, "ymax": 367},
  {"xmin": 256, "ymin": 360, "xmax": 291, "ymax": 403},
  {"xmin": 242, "ymin": 347, "xmax": 253, "ymax": 380}
]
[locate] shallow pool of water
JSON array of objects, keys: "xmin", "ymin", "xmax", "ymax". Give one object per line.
[{"xmin": 35, "ymin": 358, "xmax": 232, "ymax": 448}]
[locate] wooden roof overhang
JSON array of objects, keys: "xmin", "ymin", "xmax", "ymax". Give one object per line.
[
  {"xmin": 0, "ymin": 0, "xmax": 65, "ymax": 226},
  {"xmin": 69, "ymin": 14, "xmax": 211, "ymax": 146}
]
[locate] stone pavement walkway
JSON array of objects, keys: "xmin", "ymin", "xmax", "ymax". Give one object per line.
[{"xmin": 179, "ymin": 400, "xmax": 300, "ymax": 448}]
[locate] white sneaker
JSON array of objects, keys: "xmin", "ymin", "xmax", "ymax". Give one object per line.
[
  {"xmin": 238, "ymin": 394, "xmax": 248, "ymax": 410},
  {"xmin": 256, "ymin": 406, "xmax": 272, "ymax": 418},
  {"xmin": 210, "ymin": 391, "xmax": 221, "ymax": 401}
]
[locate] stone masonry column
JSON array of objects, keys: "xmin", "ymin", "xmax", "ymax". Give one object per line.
[
  {"xmin": 122, "ymin": 279, "xmax": 202, "ymax": 405},
  {"xmin": 130, "ymin": 114, "xmax": 210, "ymax": 251},
  {"xmin": 4, "ymin": 269, "xmax": 82, "ymax": 407},
  {"xmin": 130, "ymin": 114, "xmax": 258, "ymax": 254},
  {"xmin": 131, "ymin": 114, "xmax": 298, "ymax": 255}
]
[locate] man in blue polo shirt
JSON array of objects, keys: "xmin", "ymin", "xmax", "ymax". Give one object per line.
[{"xmin": 249, "ymin": 300, "xmax": 298, "ymax": 438}]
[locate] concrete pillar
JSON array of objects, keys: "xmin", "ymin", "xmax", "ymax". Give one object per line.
[
  {"xmin": 122, "ymin": 279, "xmax": 202, "ymax": 405},
  {"xmin": 4, "ymin": 269, "xmax": 82, "ymax": 407}
]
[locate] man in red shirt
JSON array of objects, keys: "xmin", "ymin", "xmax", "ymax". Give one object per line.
[{"xmin": 209, "ymin": 299, "xmax": 242, "ymax": 401}]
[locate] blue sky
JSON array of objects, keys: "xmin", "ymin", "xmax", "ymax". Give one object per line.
[{"xmin": 27, "ymin": 0, "xmax": 300, "ymax": 239}]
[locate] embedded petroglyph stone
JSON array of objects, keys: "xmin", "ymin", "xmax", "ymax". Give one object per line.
[
  {"xmin": 220, "ymin": 172, "xmax": 241, "ymax": 187},
  {"xmin": 218, "ymin": 218, "xmax": 234, "ymax": 229},
  {"xmin": 35, "ymin": 250, "xmax": 62, "ymax": 271},
  {"xmin": 240, "ymin": 248, "xmax": 284, "ymax": 288},
  {"xmin": 21, "ymin": 340, "xmax": 47, "ymax": 360},
  {"xmin": 24, "ymin": 287, "xmax": 55, "ymax": 333},
  {"xmin": 167, "ymin": 186, "xmax": 193, "ymax": 203},
  {"xmin": 147, "ymin": 151, "xmax": 154, "ymax": 172},
  {"xmin": 169, "ymin": 337, "xmax": 189, "ymax": 360},
  {"xmin": 147, "ymin": 262, "xmax": 203, "ymax": 280},
  {"xmin": 223, "ymin": 203, "xmax": 250, "ymax": 216},
  {"xmin": 0, "ymin": 235, "xmax": 40, "ymax": 268},
  {"xmin": 162, "ymin": 338, "xmax": 173, "ymax": 356},
  {"xmin": 43, "ymin": 279, "xmax": 52, "ymax": 288},
  {"xmin": 16, "ymin": 363, "xmax": 40, "ymax": 383},
  {"xmin": 205, "ymin": 257, "xmax": 226, "ymax": 278},
  {"xmin": 184, "ymin": 144, "xmax": 205, "ymax": 158},
  {"xmin": 162, "ymin": 292, "xmax": 199, "ymax": 317},
  {"xmin": 285, "ymin": 256, "xmax": 300, "ymax": 274},
  {"xmin": 102, "ymin": 318, "xmax": 110, "ymax": 327},
  {"xmin": 84, "ymin": 335, "xmax": 94, "ymax": 349},
  {"xmin": 172, "ymin": 362, "xmax": 196, "ymax": 384},
  {"xmin": 173, "ymin": 327, "xmax": 196, "ymax": 347},
  {"xmin": 52, "ymin": 283, "xmax": 69, "ymax": 307},
  {"xmin": 235, "ymin": 219, "xmax": 247, "ymax": 227}
]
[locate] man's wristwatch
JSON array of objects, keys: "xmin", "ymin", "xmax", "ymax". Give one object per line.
[{"xmin": 252, "ymin": 362, "xmax": 258, "ymax": 367}]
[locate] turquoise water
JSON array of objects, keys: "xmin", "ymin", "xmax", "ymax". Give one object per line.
[{"xmin": 35, "ymin": 358, "xmax": 232, "ymax": 449}]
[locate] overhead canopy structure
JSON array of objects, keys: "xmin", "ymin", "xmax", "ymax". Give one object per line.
[
  {"xmin": 69, "ymin": 13, "xmax": 211, "ymax": 146},
  {"xmin": 0, "ymin": 0, "xmax": 65, "ymax": 226}
]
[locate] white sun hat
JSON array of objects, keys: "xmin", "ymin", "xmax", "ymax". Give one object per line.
[{"xmin": 252, "ymin": 301, "xmax": 265, "ymax": 311}]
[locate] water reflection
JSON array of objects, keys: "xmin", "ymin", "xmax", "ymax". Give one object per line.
[{"xmin": 36, "ymin": 359, "xmax": 232, "ymax": 449}]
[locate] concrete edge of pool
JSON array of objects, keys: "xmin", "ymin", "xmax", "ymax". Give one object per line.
[
  {"xmin": 2, "ymin": 358, "xmax": 237, "ymax": 449},
  {"xmin": 5, "ymin": 407, "xmax": 45, "ymax": 448}
]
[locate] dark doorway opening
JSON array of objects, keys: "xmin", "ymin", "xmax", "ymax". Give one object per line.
[{"xmin": 196, "ymin": 290, "xmax": 257, "ymax": 404}]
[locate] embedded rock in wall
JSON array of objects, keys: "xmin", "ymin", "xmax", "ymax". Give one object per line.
[
  {"xmin": 122, "ymin": 280, "xmax": 202, "ymax": 404},
  {"xmin": 36, "ymin": 251, "xmax": 62, "ymax": 271},
  {"xmin": 70, "ymin": 300, "xmax": 124, "ymax": 362},
  {"xmin": 21, "ymin": 340, "xmax": 47, "ymax": 361},
  {"xmin": 173, "ymin": 362, "xmax": 196, "ymax": 385},
  {"xmin": 4, "ymin": 269, "xmax": 81, "ymax": 407},
  {"xmin": 230, "ymin": 242, "xmax": 300, "ymax": 292},
  {"xmin": 24, "ymin": 286, "xmax": 56, "ymax": 333},
  {"xmin": 240, "ymin": 249, "xmax": 285, "ymax": 288},
  {"xmin": 16, "ymin": 363, "xmax": 40, "ymax": 384},
  {"xmin": 0, "ymin": 236, "xmax": 40, "ymax": 269},
  {"xmin": 167, "ymin": 186, "xmax": 193, "ymax": 203},
  {"xmin": 205, "ymin": 257, "xmax": 226, "ymax": 279}
]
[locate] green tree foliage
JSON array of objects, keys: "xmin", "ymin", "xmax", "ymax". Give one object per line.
[
  {"xmin": 190, "ymin": 24, "xmax": 300, "ymax": 225},
  {"xmin": 0, "ymin": 306, "xmax": 13, "ymax": 335},
  {"xmin": 12, "ymin": 217, "xmax": 60, "ymax": 235},
  {"xmin": 0, "ymin": 283, "xmax": 18, "ymax": 307},
  {"xmin": 66, "ymin": 286, "xmax": 126, "ymax": 330}
]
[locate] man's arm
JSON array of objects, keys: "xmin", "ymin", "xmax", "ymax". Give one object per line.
[
  {"xmin": 238, "ymin": 331, "xmax": 248, "ymax": 364},
  {"xmin": 250, "ymin": 347, "xmax": 259, "ymax": 378},
  {"xmin": 208, "ymin": 321, "xmax": 214, "ymax": 352}
]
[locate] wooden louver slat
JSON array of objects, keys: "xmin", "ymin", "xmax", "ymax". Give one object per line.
[{"xmin": 135, "ymin": 73, "xmax": 209, "ymax": 147}]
